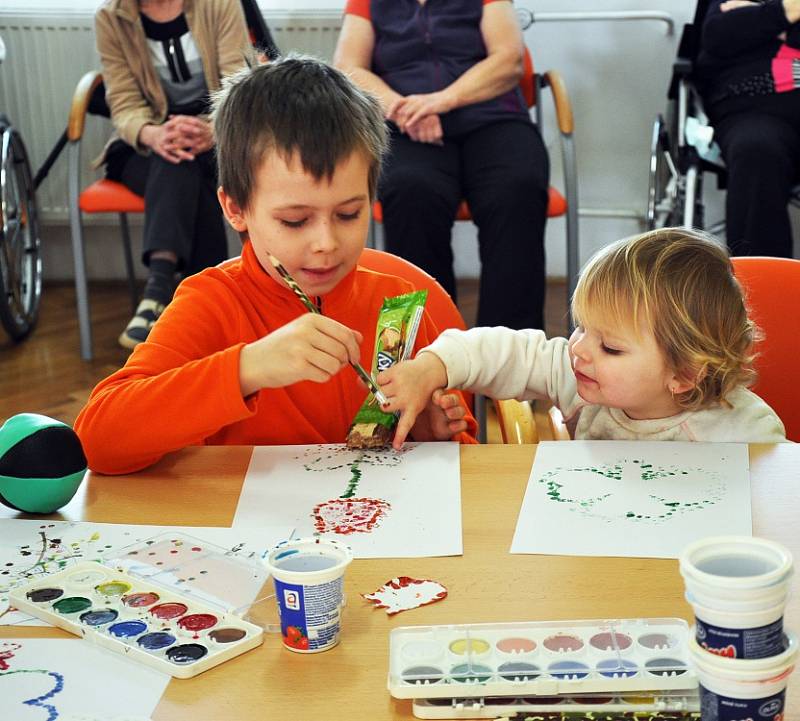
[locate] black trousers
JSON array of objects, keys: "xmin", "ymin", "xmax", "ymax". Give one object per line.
[
  {"xmin": 106, "ymin": 144, "xmax": 228, "ymax": 274},
  {"xmin": 712, "ymin": 92, "xmax": 800, "ymax": 258},
  {"xmin": 379, "ymin": 119, "xmax": 549, "ymax": 330}
]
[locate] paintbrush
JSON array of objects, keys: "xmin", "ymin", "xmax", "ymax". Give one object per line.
[{"xmin": 268, "ymin": 253, "xmax": 390, "ymax": 406}]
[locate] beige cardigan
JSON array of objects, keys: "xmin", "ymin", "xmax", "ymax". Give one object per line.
[{"xmin": 94, "ymin": 0, "xmax": 252, "ymax": 159}]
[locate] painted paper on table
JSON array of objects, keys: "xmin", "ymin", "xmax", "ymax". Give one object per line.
[
  {"xmin": 0, "ymin": 519, "xmax": 293, "ymax": 626},
  {"xmin": 510, "ymin": 441, "xmax": 751, "ymax": 559},
  {"xmin": 0, "ymin": 638, "xmax": 169, "ymax": 721},
  {"xmin": 233, "ymin": 443, "xmax": 463, "ymax": 558}
]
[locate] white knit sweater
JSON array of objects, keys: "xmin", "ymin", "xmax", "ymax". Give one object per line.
[{"xmin": 425, "ymin": 327, "xmax": 787, "ymax": 443}]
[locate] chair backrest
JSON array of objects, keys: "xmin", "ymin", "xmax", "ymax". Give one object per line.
[
  {"xmin": 238, "ymin": 0, "xmax": 280, "ymax": 60},
  {"xmin": 359, "ymin": 247, "xmax": 467, "ymax": 334},
  {"xmin": 520, "ymin": 46, "xmax": 535, "ymax": 109},
  {"xmin": 358, "ymin": 247, "xmax": 472, "ymax": 412},
  {"xmin": 731, "ymin": 256, "xmax": 800, "ymax": 442}
]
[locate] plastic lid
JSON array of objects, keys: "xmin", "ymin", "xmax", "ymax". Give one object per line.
[{"xmin": 104, "ymin": 532, "xmax": 272, "ymax": 618}]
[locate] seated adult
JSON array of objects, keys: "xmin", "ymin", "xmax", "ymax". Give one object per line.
[
  {"xmin": 696, "ymin": 0, "xmax": 800, "ymax": 257},
  {"xmin": 334, "ymin": 0, "xmax": 549, "ymax": 330},
  {"xmin": 94, "ymin": 0, "xmax": 252, "ymax": 349}
]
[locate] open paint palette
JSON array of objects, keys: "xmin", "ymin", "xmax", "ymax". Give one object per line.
[
  {"xmin": 388, "ymin": 618, "xmax": 700, "ymax": 719},
  {"xmin": 8, "ymin": 534, "xmax": 269, "ymax": 678}
]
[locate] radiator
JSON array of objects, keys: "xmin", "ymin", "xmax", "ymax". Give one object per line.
[{"xmin": 0, "ymin": 10, "xmax": 343, "ymax": 221}]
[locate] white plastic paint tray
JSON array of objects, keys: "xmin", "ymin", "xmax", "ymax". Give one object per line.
[
  {"xmin": 388, "ymin": 618, "xmax": 700, "ymax": 718},
  {"xmin": 8, "ymin": 532, "xmax": 273, "ymax": 678}
]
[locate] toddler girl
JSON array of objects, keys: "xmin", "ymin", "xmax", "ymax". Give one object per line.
[{"xmin": 379, "ymin": 228, "xmax": 787, "ymax": 447}]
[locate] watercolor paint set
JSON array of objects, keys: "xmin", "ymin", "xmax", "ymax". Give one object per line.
[
  {"xmin": 388, "ymin": 618, "xmax": 701, "ymax": 719},
  {"xmin": 8, "ymin": 533, "xmax": 271, "ymax": 678}
]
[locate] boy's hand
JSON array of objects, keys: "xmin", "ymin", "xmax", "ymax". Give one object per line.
[
  {"xmin": 405, "ymin": 389, "xmax": 469, "ymax": 447},
  {"xmin": 377, "ymin": 352, "xmax": 449, "ymax": 448},
  {"xmin": 239, "ymin": 314, "xmax": 363, "ymax": 397}
]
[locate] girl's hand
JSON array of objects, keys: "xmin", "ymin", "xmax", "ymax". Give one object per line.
[
  {"xmin": 239, "ymin": 314, "xmax": 363, "ymax": 396},
  {"xmin": 377, "ymin": 352, "xmax": 449, "ymax": 448},
  {"xmin": 406, "ymin": 389, "xmax": 469, "ymax": 446}
]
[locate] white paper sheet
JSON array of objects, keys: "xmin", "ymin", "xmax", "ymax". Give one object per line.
[
  {"xmin": 0, "ymin": 519, "xmax": 293, "ymax": 626},
  {"xmin": 0, "ymin": 638, "xmax": 169, "ymax": 720},
  {"xmin": 510, "ymin": 441, "xmax": 751, "ymax": 559},
  {"xmin": 233, "ymin": 443, "xmax": 463, "ymax": 558}
]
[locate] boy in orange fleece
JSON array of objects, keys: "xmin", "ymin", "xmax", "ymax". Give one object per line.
[{"xmin": 75, "ymin": 56, "xmax": 476, "ymax": 474}]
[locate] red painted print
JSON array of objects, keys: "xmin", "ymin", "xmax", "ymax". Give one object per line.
[
  {"xmin": 312, "ymin": 497, "xmax": 391, "ymax": 535},
  {"xmin": 0, "ymin": 642, "xmax": 21, "ymax": 670}
]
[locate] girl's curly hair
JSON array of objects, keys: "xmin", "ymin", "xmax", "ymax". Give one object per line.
[{"xmin": 571, "ymin": 227, "xmax": 758, "ymax": 410}]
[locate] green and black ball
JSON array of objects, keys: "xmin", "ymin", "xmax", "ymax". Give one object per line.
[{"xmin": 0, "ymin": 413, "xmax": 87, "ymax": 513}]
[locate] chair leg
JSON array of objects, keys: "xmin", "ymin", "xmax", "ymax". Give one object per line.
[
  {"xmin": 68, "ymin": 142, "xmax": 93, "ymax": 361},
  {"xmin": 119, "ymin": 213, "xmax": 138, "ymax": 313},
  {"xmin": 562, "ymin": 134, "xmax": 579, "ymax": 331},
  {"xmin": 474, "ymin": 393, "xmax": 487, "ymax": 444}
]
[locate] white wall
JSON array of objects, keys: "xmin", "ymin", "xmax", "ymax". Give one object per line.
[{"xmin": 3, "ymin": 0, "xmax": 721, "ymax": 281}]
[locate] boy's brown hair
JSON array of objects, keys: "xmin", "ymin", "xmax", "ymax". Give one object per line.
[
  {"xmin": 571, "ymin": 227, "xmax": 757, "ymax": 410},
  {"xmin": 211, "ymin": 54, "xmax": 388, "ymax": 209}
]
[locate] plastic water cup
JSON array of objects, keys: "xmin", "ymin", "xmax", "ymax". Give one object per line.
[
  {"xmin": 263, "ymin": 537, "xmax": 353, "ymax": 654},
  {"xmin": 689, "ymin": 631, "xmax": 797, "ymax": 721},
  {"xmin": 680, "ymin": 536, "xmax": 793, "ymax": 659}
]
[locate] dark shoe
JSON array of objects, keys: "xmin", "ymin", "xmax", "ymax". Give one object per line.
[{"xmin": 118, "ymin": 298, "xmax": 165, "ymax": 350}]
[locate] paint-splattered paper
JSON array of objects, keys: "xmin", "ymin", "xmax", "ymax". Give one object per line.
[
  {"xmin": 0, "ymin": 638, "xmax": 169, "ymax": 720},
  {"xmin": 510, "ymin": 441, "xmax": 751, "ymax": 559},
  {"xmin": 232, "ymin": 443, "xmax": 463, "ymax": 558},
  {"xmin": 0, "ymin": 519, "xmax": 293, "ymax": 626},
  {"xmin": 363, "ymin": 577, "xmax": 448, "ymax": 615}
]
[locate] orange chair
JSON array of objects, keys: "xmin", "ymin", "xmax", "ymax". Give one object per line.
[
  {"xmin": 67, "ymin": 70, "xmax": 142, "ymax": 361},
  {"xmin": 732, "ymin": 256, "xmax": 800, "ymax": 442},
  {"xmin": 358, "ymin": 247, "xmax": 473, "ymax": 418},
  {"xmin": 370, "ymin": 46, "xmax": 579, "ymax": 315}
]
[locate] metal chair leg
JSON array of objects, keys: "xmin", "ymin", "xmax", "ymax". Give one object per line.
[
  {"xmin": 562, "ymin": 135, "xmax": 579, "ymax": 332},
  {"xmin": 475, "ymin": 393, "xmax": 487, "ymax": 444},
  {"xmin": 119, "ymin": 212, "xmax": 138, "ymax": 313},
  {"xmin": 367, "ymin": 216, "xmax": 377, "ymax": 250},
  {"xmin": 68, "ymin": 142, "xmax": 93, "ymax": 361}
]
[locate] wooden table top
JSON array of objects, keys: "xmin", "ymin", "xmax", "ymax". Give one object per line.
[{"xmin": 2, "ymin": 443, "xmax": 798, "ymax": 719}]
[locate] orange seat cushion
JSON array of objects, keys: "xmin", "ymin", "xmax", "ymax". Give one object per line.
[
  {"xmin": 79, "ymin": 179, "xmax": 145, "ymax": 214},
  {"xmin": 372, "ymin": 185, "xmax": 567, "ymax": 224}
]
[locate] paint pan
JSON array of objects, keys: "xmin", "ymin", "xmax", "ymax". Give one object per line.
[
  {"xmin": 389, "ymin": 617, "xmax": 701, "ymax": 717},
  {"xmin": 8, "ymin": 532, "xmax": 271, "ymax": 679}
]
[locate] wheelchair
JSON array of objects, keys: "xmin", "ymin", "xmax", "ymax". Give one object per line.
[
  {"xmin": 0, "ymin": 37, "xmax": 43, "ymax": 341},
  {"xmin": 647, "ymin": 1, "xmax": 800, "ymax": 236},
  {"xmin": 646, "ymin": 1, "xmax": 724, "ymax": 232}
]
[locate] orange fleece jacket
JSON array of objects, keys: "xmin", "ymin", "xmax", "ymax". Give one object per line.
[{"xmin": 75, "ymin": 242, "xmax": 478, "ymax": 474}]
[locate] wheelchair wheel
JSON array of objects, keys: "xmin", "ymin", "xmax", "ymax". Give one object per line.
[
  {"xmin": 647, "ymin": 115, "xmax": 680, "ymax": 229},
  {"xmin": 647, "ymin": 114, "xmax": 707, "ymax": 231},
  {"xmin": 0, "ymin": 116, "xmax": 42, "ymax": 340}
]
